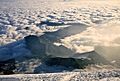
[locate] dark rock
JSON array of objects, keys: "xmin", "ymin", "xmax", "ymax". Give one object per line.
[
  {"xmin": 38, "ymin": 20, "xmax": 64, "ymax": 26},
  {"xmin": 44, "ymin": 57, "xmax": 93, "ymax": 69},
  {"xmin": 0, "ymin": 59, "xmax": 15, "ymax": 75},
  {"xmin": 44, "ymin": 51, "xmax": 111, "ymax": 69},
  {"xmin": 24, "ymin": 27, "xmax": 30, "ymax": 30},
  {"xmin": 25, "ymin": 35, "xmax": 111, "ymax": 70}
]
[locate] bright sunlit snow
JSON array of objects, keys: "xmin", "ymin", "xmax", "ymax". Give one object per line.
[{"xmin": 0, "ymin": 0, "xmax": 120, "ymax": 80}]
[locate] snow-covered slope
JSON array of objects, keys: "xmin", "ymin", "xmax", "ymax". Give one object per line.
[{"xmin": 0, "ymin": 0, "xmax": 120, "ymax": 80}]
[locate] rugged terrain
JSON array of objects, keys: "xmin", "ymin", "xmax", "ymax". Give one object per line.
[{"xmin": 0, "ymin": 0, "xmax": 120, "ymax": 80}]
